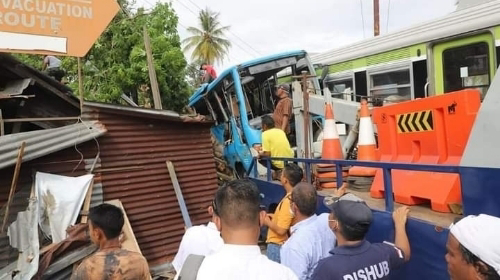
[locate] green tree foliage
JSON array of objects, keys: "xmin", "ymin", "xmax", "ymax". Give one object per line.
[
  {"xmin": 185, "ymin": 61, "xmax": 203, "ymax": 90},
  {"xmin": 15, "ymin": 0, "xmax": 190, "ymax": 111},
  {"xmin": 182, "ymin": 8, "xmax": 231, "ymax": 65}
]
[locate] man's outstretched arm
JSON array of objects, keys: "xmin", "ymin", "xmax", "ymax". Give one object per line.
[{"xmin": 393, "ymin": 206, "xmax": 411, "ymax": 261}]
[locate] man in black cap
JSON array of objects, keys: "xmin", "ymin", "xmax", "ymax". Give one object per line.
[{"xmin": 311, "ymin": 193, "xmax": 411, "ymax": 280}]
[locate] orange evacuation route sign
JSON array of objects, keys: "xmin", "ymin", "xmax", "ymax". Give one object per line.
[{"xmin": 0, "ymin": 0, "xmax": 120, "ymax": 57}]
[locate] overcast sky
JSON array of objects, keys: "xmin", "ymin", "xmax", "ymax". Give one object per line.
[{"xmin": 137, "ymin": 0, "xmax": 456, "ymax": 71}]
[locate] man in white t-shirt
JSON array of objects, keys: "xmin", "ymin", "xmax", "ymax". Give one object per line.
[
  {"xmin": 195, "ymin": 179, "xmax": 297, "ymax": 280},
  {"xmin": 42, "ymin": 55, "xmax": 65, "ymax": 82},
  {"xmin": 172, "ymin": 206, "xmax": 223, "ymax": 276}
]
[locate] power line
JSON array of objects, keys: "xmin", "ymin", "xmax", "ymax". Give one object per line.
[{"xmin": 360, "ymin": 0, "xmax": 366, "ymax": 38}]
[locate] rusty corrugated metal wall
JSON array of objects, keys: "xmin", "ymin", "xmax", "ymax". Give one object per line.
[{"xmin": 84, "ymin": 106, "xmax": 218, "ymax": 265}]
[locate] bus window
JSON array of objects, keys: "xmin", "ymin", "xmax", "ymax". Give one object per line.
[
  {"xmin": 326, "ymin": 79, "xmax": 354, "ymax": 101},
  {"xmin": 443, "ymin": 42, "xmax": 490, "ymax": 99},
  {"xmin": 370, "ymin": 69, "xmax": 412, "ymax": 104}
]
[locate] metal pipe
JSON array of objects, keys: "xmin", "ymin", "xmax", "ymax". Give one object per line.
[
  {"xmin": 383, "ymin": 168, "xmax": 394, "ymax": 212},
  {"xmin": 302, "ymin": 71, "xmax": 311, "ymax": 159},
  {"xmin": 3, "ymin": 116, "xmax": 80, "ymax": 123},
  {"xmin": 342, "ymin": 117, "xmax": 360, "ymax": 158}
]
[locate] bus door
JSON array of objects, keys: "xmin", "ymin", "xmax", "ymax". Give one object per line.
[{"xmin": 432, "ymin": 33, "xmax": 496, "ymax": 99}]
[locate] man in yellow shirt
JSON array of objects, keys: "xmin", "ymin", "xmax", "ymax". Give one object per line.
[
  {"xmin": 258, "ymin": 115, "xmax": 294, "ymax": 170},
  {"xmin": 262, "ymin": 163, "xmax": 304, "ymax": 263}
]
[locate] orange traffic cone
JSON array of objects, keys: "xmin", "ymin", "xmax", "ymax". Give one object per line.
[
  {"xmin": 316, "ymin": 103, "xmax": 347, "ymax": 189},
  {"xmin": 349, "ymin": 99, "xmax": 378, "ymax": 177},
  {"xmin": 319, "ymin": 103, "xmax": 343, "ymax": 164}
]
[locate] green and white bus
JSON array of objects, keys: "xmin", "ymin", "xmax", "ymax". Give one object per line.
[{"xmin": 309, "ymin": 0, "xmax": 500, "ymax": 104}]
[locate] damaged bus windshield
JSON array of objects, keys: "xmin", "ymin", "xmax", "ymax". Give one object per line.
[{"xmin": 188, "ymin": 50, "xmax": 320, "ymax": 175}]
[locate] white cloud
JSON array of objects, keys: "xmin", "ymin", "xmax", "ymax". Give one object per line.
[{"xmin": 137, "ymin": 0, "xmax": 456, "ymax": 71}]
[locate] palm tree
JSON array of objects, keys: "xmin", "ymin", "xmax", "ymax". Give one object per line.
[{"xmin": 182, "ymin": 8, "xmax": 231, "ymax": 65}]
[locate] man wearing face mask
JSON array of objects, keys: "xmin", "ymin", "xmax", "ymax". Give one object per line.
[
  {"xmin": 71, "ymin": 204, "xmax": 150, "ymax": 280},
  {"xmin": 196, "ymin": 179, "xmax": 297, "ymax": 280},
  {"xmin": 262, "ymin": 163, "xmax": 304, "ymax": 263},
  {"xmin": 311, "ymin": 194, "xmax": 410, "ymax": 280},
  {"xmin": 281, "ymin": 182, "xmax": 337, "ymax": 280}
]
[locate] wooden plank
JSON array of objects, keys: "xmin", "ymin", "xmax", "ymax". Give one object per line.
[
  {"xmin": 166, "ymin": 161, "xmax": 192, "ymax": 228},
  {"xmin": 104, "ymin": 200, "xmax": 152, "ymax": 280},
  {"xmin": 104, "ymin": 199, "xmax": 142, "ymax": 254},
  {"xmin": 80, "ymin": 179, "xmax": 94, "ymax": 224},
  {"xmin": 1, "ymin": 141, "xmax": 26, "ymax": 233},
  {"xmin": 143, "ymin": 26, "xmax": 162, "ymax": 110},
  {"xmin": 78, "ymin": 57, "xmax": 84, "ymax": 114},
  {"xmin": 318, "ymin": 188, "xmax": 459, "ymax": 228}
]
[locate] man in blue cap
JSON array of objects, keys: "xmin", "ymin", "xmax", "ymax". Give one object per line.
[{"xmin": 311, "ymin": 193, "xmax": 411, "ymax": 280}]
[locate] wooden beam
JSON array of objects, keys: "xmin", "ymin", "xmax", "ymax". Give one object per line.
[
  {"xmin": 80, "ymin": 178, "xmax": 94, "ymax": 224},
  {"xmin": 105, "ymin": 200, "xmax": 143, "ymax": 254},
  {"xmin": 143, "ymin": 26, "xmax": 163, "ymax": 110},
  {"xmin": 374, "ymin": 0, "xmax": 380, "ymax": 36},
  {"xmin": 166, "ymin": 161, "xmax": 192, "ymax": 228},
  {"xmin": 1, "ymin": 142, "xmax": 26, "ymax": 233},
  {"xmin": 78, "ymin": 57, "xmax": 84, "ymax": 115}
]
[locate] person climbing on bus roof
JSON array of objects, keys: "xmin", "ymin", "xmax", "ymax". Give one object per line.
[
  {"xmin": 273, "ymin": 84, "xmax": 293, "ymax": 135},
  {"xmin": 446, "ymin": 214, "xmax": 500, "ymax": 280},
  {"xmin": 200, "ymin": 63, "xmax": 217, "ymax": 84},
  {"xmin": 262, "ymin": 163, "xmax": 303, "ymax": 263},
  {"xmin": 258, "ymin": 115, "xmax": 294, "ymax": 172},
  {"xmin": 311, "ymin": 194, "xmax": 411, "ymax": 280}
]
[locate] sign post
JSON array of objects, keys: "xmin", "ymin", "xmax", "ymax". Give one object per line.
[{"xmin": 0, "ymin": 0, "xmax": 120, "ymax": 57}]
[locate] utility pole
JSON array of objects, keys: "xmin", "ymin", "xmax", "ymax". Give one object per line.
[
  {"xmin": 374, "ymin": 0, "xmax": 380, "ymax": 36},
  {"xmin": 143, "ymin": 26, "xmax": 163, "ymax": 110}
]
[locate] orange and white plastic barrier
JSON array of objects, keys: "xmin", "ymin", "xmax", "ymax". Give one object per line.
[
  {"xmin": 370, "ymin": 90, "xmax": 481, "ymax": 212},
  {"xmin": 349, "ymin": 100, "xmax": 378, "ymax": 177}
]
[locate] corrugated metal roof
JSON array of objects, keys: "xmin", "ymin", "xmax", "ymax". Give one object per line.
[
  {"xmin": 84, "ymin": 105, "xmax": 218, "ymax": 266},
  {"xmin": 0, "ymin": 121, "xmax": 106, "ymax": 170},
  {"xmin": 85, "ymin": 102, "xmax": 212, "ymax": 123}
]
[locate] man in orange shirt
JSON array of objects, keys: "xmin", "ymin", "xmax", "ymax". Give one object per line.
[
  {"xmin": 262, "ymin": 163, "xmax": 303, "ymax": 262},
  {"xmin": 273, "ymin": 84, "xmax": 293, "ymax": 135}
]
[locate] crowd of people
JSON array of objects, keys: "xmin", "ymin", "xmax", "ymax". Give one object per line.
[{"xmin": 71, "ymin": 168, "xmax": 500, "ymax": 280}]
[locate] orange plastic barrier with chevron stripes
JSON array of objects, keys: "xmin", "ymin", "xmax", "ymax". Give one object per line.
[{"xmin": 370, "ymin": 90, "xmax": 481, "ymax": 212}]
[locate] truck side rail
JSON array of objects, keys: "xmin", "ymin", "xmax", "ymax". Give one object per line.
[{"xmin": 247, "ymin": 157, "xmax": 461, "ymax": 212}]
